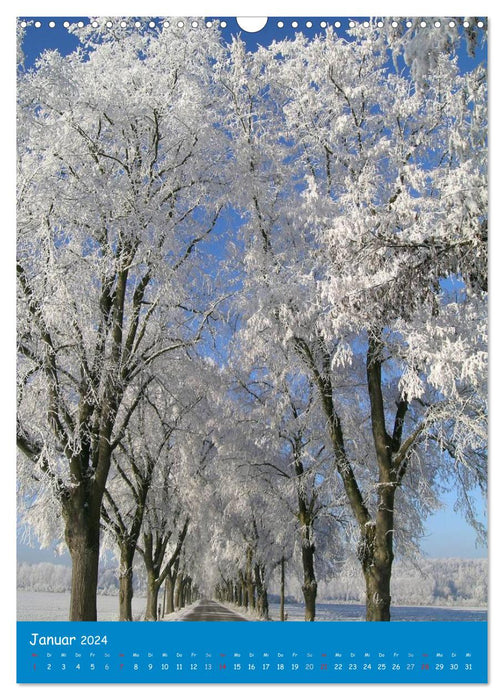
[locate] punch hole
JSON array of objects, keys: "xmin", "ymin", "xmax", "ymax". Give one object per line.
[{"xmin": 236, "ymin": 17, "xmax": 268, "ymax": 32}]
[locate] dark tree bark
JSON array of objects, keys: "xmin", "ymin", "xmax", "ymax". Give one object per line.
[
  {"xmin": 293, "ymin": 435, "xmax": 318, "ymax": 622},
  {"xmin": 65, "ymin": 525, "xmax": 100, "ymax": 622},
  {"xmin": 300, "ymin": 528, "xmax": 317, "ymax": 622},
  {"xmin": 101, "ymin": 449, "xmax": 153, "ymax": 621},
  {"xmin": 17, "ymin": 244, "xmax": 149, "ymax": 621},
  {"xmin": 279, "ymin": 557, "xmax": 286, "ymax": 621},
  {"xmin": 239, "ymin": 571, "xmax": 248, "ymax": 609},
  {"xmin": 145, "ymin": 570, "xmax": 161, "ymax": 621},
  {"xmin": 162, "ymin": 580, "xmax": 168, "ymax": 617},
  {"xmin": 118, "ymin": 546, "xmax": 135, "ymax": 621},
  {"xmin": 293, "ymin": 332, "xmax": 416, "ymax": 622},
  {"xmin": 182, "ymin": 576, "xmax": 191, "ymax": 607},
  {"xmin": 174, "ymin": 571, "xmax": 184, "ymax": 609},
  {"xmin": 254, "ymin": 563, "xmax": 269, "ymax": 619},
  {"xmin": 164, "ymin": 575, "xmax": 175, "ymax": 614},
  {"xmin": 245, "ymin": 547, "xmax": 256, "ymax": 610},
  {"xmin": 140, "ymin": 518, "xmax": 189, "ymax": 621},
  {"xmin": 362, "ymin": 335, "xmax": 403, "ymax": 621}
]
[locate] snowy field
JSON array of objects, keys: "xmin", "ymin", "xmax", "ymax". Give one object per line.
[
  {"xmin": 267, "ymin": 601, "xmax": 487, "ymax": 622},
  {"xmin": 17, "ymin": 591, "xmax": 487, "ymax": 622},
  {"xmin": 17, "ymin": 591, "xmax": 148, "ymax": 621}
]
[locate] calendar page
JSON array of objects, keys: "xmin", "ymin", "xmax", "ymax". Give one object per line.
[{"xmin": 16, "ymin": 15, "xmax": 488, "ymax": 685}]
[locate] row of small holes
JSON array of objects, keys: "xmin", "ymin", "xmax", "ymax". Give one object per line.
[
  {"xmin": 279, "ymin": 19, "xmax": 485, "ymax": 28},
  {"xmin": 21, "ymin": 19, "xmax": 486, "ymax": 30},
  {"xmin": 20, "ymin": 20, "xmax": 224, "ymax": 29}
]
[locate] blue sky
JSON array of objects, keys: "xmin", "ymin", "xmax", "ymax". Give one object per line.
[
  {"xmin": 19, "ymin": 16, "xmax": 486, "ymax": 69},
  {"xmin": 17, "ymin": 16, "xmax": 487, "ymax": 563}
]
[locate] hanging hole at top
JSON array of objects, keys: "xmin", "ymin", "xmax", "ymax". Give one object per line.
[{"xmin": 236, "ymin": 17, "xmax": 268, "ymax": 33}]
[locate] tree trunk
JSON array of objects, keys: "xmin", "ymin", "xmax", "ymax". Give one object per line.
[
  {"xmin": 241, "ymin": 573, "xmax": 248, "ymax": 609},
  {"xmin": 118, "ymin": 545, "xmax": 135, "ymax": 621},
  {"xmin": 165, "ymin": 575, "xmax": 175, "ymax": 614},
  {"xmin": 364, "ymin": 337, "xmax": 398, "ymax": 621},
  {"xmin": 67, "ymin": 536, "xmax": 99, "ymax": 621},
  {"xmin": 246, "ymin": 548, "xmax": 255, "ymax": 610},
  {"xmin": 363, "ymin": 562, "xmax": 392, "ymax": 621},
  {"xmin": 238, "ymin": 571, "xmax": 246, "ymax": 608},
  {"xmin": 300, "ymin": 520, "xmax": 317, "ymax": 621},
  {"xmin": 280, "ymin": 557, "xmax": 285, "ymax": 621},
  {"xmin": 174, "ymin": 572, "xmax": 183, "ymax": 609},
  {"xmin": 254, "ymin": 564, "xmax": 269, "ymax": 619},
  {"xmin": 145, "ymin": 572, "xmax": 160, "ymax": 621},
  {"xmin": 358, "ymin": 493, "xmax": 395, "ymax": 622},
  {"xmin": 181, "ymin": 576, "xmax": 190, "ymax": 607},
  {"xmin": 64, "ymin": 491, "xmax": 101, "ymax": 622},
  {"xmin": 302, "ymin": 580, "xmax": 317, "ymax": 622}
]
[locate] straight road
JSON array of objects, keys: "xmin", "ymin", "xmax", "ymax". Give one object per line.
[{"xmin": 178, "ymin": 599, "xmax": 249, "ymax": 621}]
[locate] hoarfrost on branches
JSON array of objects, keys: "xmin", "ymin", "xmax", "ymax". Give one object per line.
[{"xmin": 17, "ymin": 18, "xmax": 487, "ymax": 622}]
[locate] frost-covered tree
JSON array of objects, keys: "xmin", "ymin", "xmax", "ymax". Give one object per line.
[
  {"xmin": 221, "ymin": 347, "xmax": 345, "ymax": 620},
  {"xmin": 17, "ymin": 21, "xmax": 225, "ymax": 620},
  {"xmin": 177, "ymin": 388, "xmax": 294, "ymax": 619},
  {"xmin": 100, "ymin": 367, "xmax": 200, "ymax": 620},
  {"xmin": 136, "ymin": 451, "xmax": 190, "ymax": 621},
  {"xmin": 17, "ymin": 18, "xmax": 487, "ymax": 624}
]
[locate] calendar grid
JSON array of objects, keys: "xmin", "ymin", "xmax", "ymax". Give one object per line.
[{"xmin": 18, "ymin": 621, "xmax": 487, "ymax": 683}]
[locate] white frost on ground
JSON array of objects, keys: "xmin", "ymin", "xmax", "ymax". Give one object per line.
[
  {"xmin": 17, "ymin": 591, "xmax": 487, "ymax": 622},
  {"xmin": 17, "ymin": 591, "xmax": 147, "ymax": 621}
]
